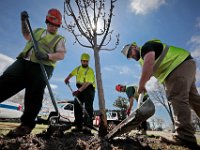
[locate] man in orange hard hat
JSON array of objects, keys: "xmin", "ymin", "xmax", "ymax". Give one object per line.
[
  {"xmin": 115, "ymin": 84, "xmax": 149, "ymax": 135},
  {"xmin": 0, "ymin": 8, "xmax": 66, "ymax": 137}
]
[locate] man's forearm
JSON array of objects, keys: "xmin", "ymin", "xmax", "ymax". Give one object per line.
[
  {"xmin": 48, "ymin": 51, "xmax": 65, "ymax": 61},
  {"xmin": 138, "ymin": 52, "xmax": 155, "ymax": 93},
  {"xmin": 21, "ymin": 20, "xmax": 30, "ymax": 40},
  {"xmin": 78, "ymin": 82, "xmax": 91, "ymax": 92},
  {"xmin": 129, "ymin": 97, "xmax": 134, "ymax": 109}
]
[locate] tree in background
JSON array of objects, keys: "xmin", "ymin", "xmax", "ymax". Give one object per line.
[
  {"xmin": 149, "ymin": 116, "xmax": 165, "ymax": 131},
  {"xmin": 153, "ymin": 97, "xmax": 175, "ymax": 132},
  {"xmin": 146, "ymin": 77, "xmax": 175, "ymax": 132},
  {"xmin": 113, "ymin": 96, "xmax": 129, "ymax": 119},
  {"xmin": 63, "ymin": 0, "xmax": 119, "ymax": 136},
  {"xmin": 113, "ymin": 96, "xmax": 129, "ymax": 110}
]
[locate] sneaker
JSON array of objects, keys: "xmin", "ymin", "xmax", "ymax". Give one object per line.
[
  {"xmin": 160, "ymin": 135, "xmax": 200, "ymax": 149},
  {"xmin": 7, "ymin": 125, "xmax": 32, "ymax": 137}
]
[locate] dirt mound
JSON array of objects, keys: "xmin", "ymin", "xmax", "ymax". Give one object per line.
[{"xmin": 0, "ymin": 132, "xmax": 190, "ymax": 150}]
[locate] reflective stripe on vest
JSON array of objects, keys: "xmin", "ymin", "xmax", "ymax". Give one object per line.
[
  {"xmin": 153, "ymin": 45, "xmax": 169, "ymax": 73},
  {"xmin": 139, "ymin": 44, "xmax": 189, "ymax": 83},
  {"xmin": 75, "ymin": 66, "xmax": 96, "ymax": 88},
  {"xmin": 18, "ymin": 28, "xmax": 64, "ymax": 67},
  {"xmin": 76, "ymin": 66, "xmax": 89, "ymax": 83}
]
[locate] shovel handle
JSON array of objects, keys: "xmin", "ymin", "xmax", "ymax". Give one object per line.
[
  {"xmin": 66, "ymin": 82, "xmax": 90, "ymax": 117},
  {"xmin": 66, "ymin": 82, "xmax": 73, "ymax": 93},
  {"xmin": 24, "ymin": 17, "xmax": 59, "ymax": 114},
  {"xmin": 137, "ymin": 92, "xmax": 144, "ymax": 109}
]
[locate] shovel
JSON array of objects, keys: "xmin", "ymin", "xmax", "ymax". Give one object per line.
[
  {"xmin": 105, "ymin": 92, "xmax": 155, "ymax": 140},
  {"xmin": 66, "ymin": 82, "xmax": 98, "ymax": 132}
]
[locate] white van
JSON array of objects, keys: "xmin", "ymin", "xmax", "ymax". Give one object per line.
[
  {"xmin": 0, "ymin": 101, "xmax": 23, "ymax": 119},
  {"xmin": 37, "ymin": 101, "xmax": 75, "ymax": 124}
]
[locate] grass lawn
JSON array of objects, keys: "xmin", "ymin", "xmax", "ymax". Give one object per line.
[{"xmin": 0, "ymin": 122, "xmax": 48, "ymax": 135}]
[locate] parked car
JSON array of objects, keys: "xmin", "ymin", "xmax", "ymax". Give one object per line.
[
  {"xmin": 93, "ymin": 110, "xmax": 124, "ymax": 130},
  {"xmin": 37, "ymin": 101, "xmax": 75, "ymax": 124},
  {"xmin": 0, "ymin": 101, "xmax": 23, "ymax": 119}
]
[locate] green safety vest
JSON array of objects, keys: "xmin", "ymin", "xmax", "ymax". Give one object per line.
[
  {"xmin": 70, "ymin": 65, "xmax": 96, "ymax": 88},
  {"xmin": 126, "ymin": 85, "xmax": 139, "ymax": 99},
  {"xmin": 17, "ymin": 28, "xmax": 65, "ymax": 67},
  {"xmin": 139, "ymin": 42, "xmax": 189, "ymax": 83}
]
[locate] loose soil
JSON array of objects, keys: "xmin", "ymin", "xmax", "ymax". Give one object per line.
[{"xmin": 0, "ymin": 122, "xmax": 197, "ymax": 150}]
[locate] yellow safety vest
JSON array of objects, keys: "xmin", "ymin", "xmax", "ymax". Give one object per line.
[
  {"xmin": 139, "ymin": 43, "xmax": 189, "ymax": 83},
  {"xmin": 70, "ymin": 65, "xmax": 96, "ymax": 88},
  {"xmin": 17, "ymin": 28, "xmax": 65, "ymax": 67}
]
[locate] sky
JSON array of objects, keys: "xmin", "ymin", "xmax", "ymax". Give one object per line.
[{"xmin": 1, "ymin": 0, "xmax": 200, "ymax": 127}]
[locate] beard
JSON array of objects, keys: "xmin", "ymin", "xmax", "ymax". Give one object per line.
[
  {"xmin": 82, "ymin": 64, "xmax": 88, "ymax": 68},
  {"xmin": 135, "ymin": 50, "xmax": 140, "ymax": 61}
]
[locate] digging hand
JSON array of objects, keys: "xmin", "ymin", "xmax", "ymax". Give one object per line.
[
  {"xmin": 73, "ymin": 90, "xmax": 81, "ymax": 97},
  {"xmin": 35, "ymin": 51, "xmax": 49, "ymax": 60},
  {"xmin": 64, "ymin": 77, "xmax": 70, "ymax": 84},
  {"xmin": 21, "ymin": 11, "xmax": 29, "ymax": 21}
]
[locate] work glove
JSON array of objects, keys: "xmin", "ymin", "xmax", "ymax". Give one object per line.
[
  {"xmin": 73, "ymin": 90, "xmax": 81, "ymax": 97},
  {"xmin": 64, "ymin": 77, "xmax": 70, "ymax": 84},
  {"xmin": 21, "ymin": 11, "xmax": 29, "ymax": 21},
  {"xmin": 126, "ymin": 108, "xmax": 131, "ymax": 116},
  {"xmin": 35, "ymin": 51, "xmax": 49, "ymax": 60}
]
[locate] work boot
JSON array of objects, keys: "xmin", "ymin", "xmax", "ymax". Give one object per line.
[
  {"xmin": 7, "ymin": 124, "xmax": 32, "ymax": 138},
  {"xmin": 82, "ymin": 126, "xmax": 92, "ymax": 135},
  {"xmin": 160, "ymin": 135, "xmax": 200, "ymax": 149},
  {"xmin": 141, "ymin": 129, "xmax": 147, "ymax": 135},
  {"xmin": 136, "ymin": 129, "xmax": 147, "ymax": 135},
  {"xmin": 71, "ymin": 126, "xmax": 82, "ymax": 132}
]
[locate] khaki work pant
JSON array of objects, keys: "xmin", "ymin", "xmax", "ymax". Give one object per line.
[{"xmin": 165, "ymin": 59, "xmax": 200, "ymax": 143}]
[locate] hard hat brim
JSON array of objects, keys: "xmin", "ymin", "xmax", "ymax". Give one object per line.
[{"xmin": 121, "ymin": 44, "xmax": 131, "ymax": 58}]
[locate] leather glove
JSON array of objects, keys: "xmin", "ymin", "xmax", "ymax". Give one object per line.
[
  {"xmin": 64, "ymin": 77, "xmax": 70, "ymax": 84},
  {"xmin": 73, "ymin": 90, "xmax": 81, "ymax": 97},
  {"xmin": 126, "ymin": 108, "xmax": 131, "ymax": 116},
  {"xmin": 35, "ymin": 51, "xmax": 49, "ymax": 60},
  {"xmin": 21, "ymin": 11, "xmax": 29, "ymax": 21}
]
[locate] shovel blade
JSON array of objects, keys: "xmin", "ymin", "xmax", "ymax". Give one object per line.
[{"xmin": 105, "ymin": 98, "xmax": 155, "ymax": 139}]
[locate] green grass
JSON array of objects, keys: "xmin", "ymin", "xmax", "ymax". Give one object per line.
[{"xmin": 0, "ymin": 122, "xmax": 48, "ymax": 135}]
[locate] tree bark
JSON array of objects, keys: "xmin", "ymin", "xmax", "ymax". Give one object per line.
[{"xmin": 93, "ymin": 49, "xmax": 107, "ymax": 137}]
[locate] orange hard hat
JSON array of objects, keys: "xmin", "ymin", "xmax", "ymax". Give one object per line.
[
  {"xmin": 115, "ymin": 84, "xmax": 123, "ymax": 92},
  {"xmin": 46, "ymin": 8, "xmax": 62, "ymax": 26}
]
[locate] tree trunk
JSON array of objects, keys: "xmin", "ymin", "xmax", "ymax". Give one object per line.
[{"xmin": 93, "ymin": 49, "xmax": 107, "ymax": 137}]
